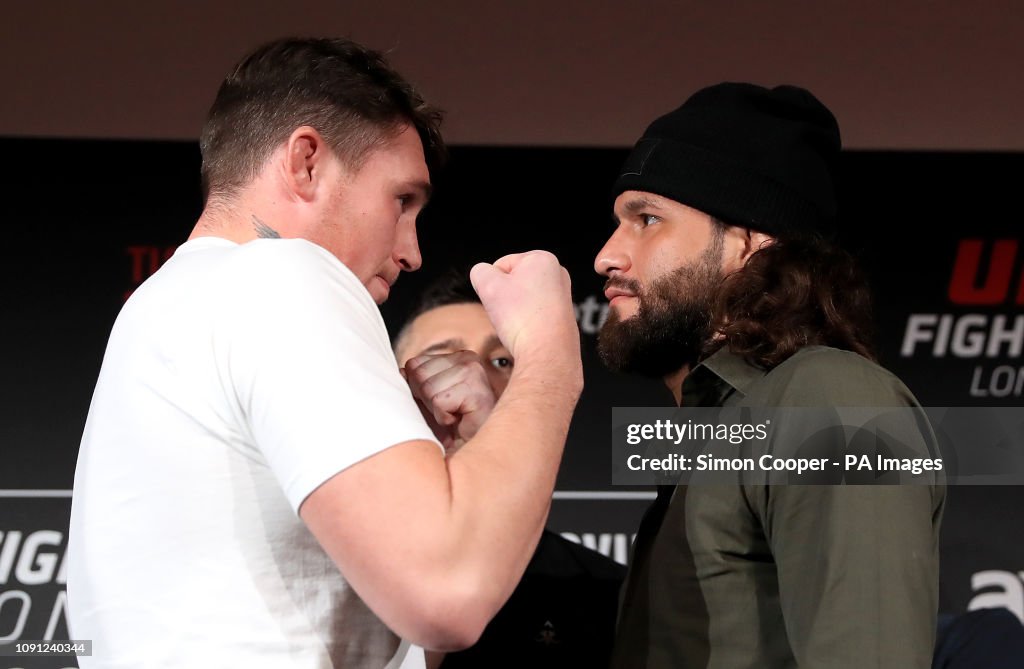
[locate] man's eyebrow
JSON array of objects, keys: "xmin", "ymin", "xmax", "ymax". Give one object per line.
[
  {"xmin": 481, "ymin": 335, "xmax": 505, "ymax": 354},
  {"xmin": 405, "ymin": 179, "xmax": 433, "ymax": 204},
  {"xmin": 418, "ymin": 337, "xmax": 463, "ymax": 355},
  {"xmin": 612, "ymin": 196, "xmax": 663, "ymax": 227},
  {"xmin": 623, "ymin": 196, "xmax": 663, "ymax": 213}
]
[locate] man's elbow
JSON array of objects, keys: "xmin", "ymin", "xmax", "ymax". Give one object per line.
[
  {"xmin": 414, "ymin": 615, "xmax": 486, "ymax": 653},
  {"xmin": 400, "ymin": 572, "xmax": 503, "ymax": 651}
]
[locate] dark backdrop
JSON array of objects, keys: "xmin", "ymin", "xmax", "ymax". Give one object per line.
[{"xmin": 1, "ymin": 139, "xmax": 1021, "ymax": 665}]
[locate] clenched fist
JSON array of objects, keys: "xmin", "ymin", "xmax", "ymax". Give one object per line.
[
  {"xmin": 404, "ymin": 350, "xmax": 498, "ymax": 452},
  {"xmin": 469, "ymin": 251, "xmax": 581, "ymax": 368}
]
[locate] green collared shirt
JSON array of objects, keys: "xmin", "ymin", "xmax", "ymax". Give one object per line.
[{"xmin": 611, "ymin": 346, "xmax": 945, "ymax": 669}]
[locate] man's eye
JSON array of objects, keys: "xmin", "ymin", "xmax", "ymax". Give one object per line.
[
  {"xmin": 641, "ymin": 214, "xmax": 660, "ymax": 226},
  {"xmin": 490, "ymin": 357, "xmax": 513, "ymax": 370}
]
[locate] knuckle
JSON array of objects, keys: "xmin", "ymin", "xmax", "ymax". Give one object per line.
[
  {"xmin": 409, "ymin": 368, "xmax": 432, "ymax": 388},
  {"xmin": 453, "ymin": 350, "xmax": 476, "ymax": 363},
  {"xmin": 421, "ymin": 378, "xmax": 443, "ymax": 401}
]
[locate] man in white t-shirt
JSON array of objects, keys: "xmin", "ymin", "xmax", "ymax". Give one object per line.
[{"xmin": 68, "ymin": 38, "xmax": 583, "ymax": 669}]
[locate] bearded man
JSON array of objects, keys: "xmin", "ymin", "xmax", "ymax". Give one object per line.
[{"xmin": 594, "ymin": 82, "xmax": 945, "ymax": 669}]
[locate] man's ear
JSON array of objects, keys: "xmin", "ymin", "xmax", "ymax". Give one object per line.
[
  {"xmin": 738, "ymin": 229, "xmax": 776, "ymax": 267},
  {"xmin": 282, "ymin": 125, "xmax": 330, "ymax": 202},
  {"xmin": 722, "ymin": 225, "xmax": 776, "ymax": 272}
]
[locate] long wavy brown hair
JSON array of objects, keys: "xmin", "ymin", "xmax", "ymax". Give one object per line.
[{"xmin": 703, "ymin": 234, "xmax": 877, "ymax": 370}]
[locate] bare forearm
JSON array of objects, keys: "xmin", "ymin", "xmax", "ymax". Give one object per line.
[{"xmin": 442, "ymin": 359, "xmax": 581, "ymax": 609}]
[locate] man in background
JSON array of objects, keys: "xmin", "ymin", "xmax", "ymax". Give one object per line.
[
  {"xmin": 69, "ymin": 37, "xmax": 583, "ymax": 668},
  {"xmin": 594, "ymin": 82, "xmax": 945, "ymax": 667}
]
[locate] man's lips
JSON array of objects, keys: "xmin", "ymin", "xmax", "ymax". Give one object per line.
[
  {"xmin": 604, "ymin": 287, "xmax": 636, "ymax": 301},
  {"xmin": 373, "ymin": 274, "xmax": 395, "ymax": 300},
  {"xmin": 377, "ymin": 271, "xmax": 400, "ymax": 289}
]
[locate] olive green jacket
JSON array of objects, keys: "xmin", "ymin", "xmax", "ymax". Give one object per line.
[{"xmin": 611, "ymin": 346, "xmax": 945, "ymax": 669}]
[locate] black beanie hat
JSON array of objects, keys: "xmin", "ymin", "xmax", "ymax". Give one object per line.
[{"xmin": 612, "ymin": 82, "xmax": 841, "ymax": 238}]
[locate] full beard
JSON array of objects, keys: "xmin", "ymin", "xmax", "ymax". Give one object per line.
[{"xmin": 597, "ymin": 244, "xmax": 724, "ymax": 378}]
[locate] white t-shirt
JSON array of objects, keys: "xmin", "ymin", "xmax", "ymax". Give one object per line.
[{"xmin": 68, "ymin": 237, "xmax": 440, "ymax": 668}]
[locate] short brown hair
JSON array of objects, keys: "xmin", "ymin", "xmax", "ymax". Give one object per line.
[{"xmin": 199, "ymin": 37, "xmax": 445, "ymax": 202}]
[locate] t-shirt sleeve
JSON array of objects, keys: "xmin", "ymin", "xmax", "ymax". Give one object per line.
[{"xmin": 213, "ymin": 240, "xmax": 441, "ymax": 512}]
